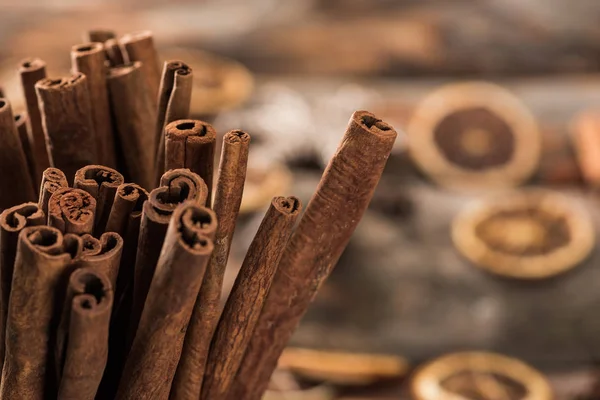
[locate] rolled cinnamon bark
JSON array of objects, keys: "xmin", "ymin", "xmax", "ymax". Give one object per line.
[
  {"xmin": 117, "ymin": 202, "xmax": 216, "ymax": 400},
  {"xmin": 35, "ymin": 73, "xmax": 98, "ymax": 182},
  {"xmin": 56, "ymin": 268, "xmax": 113, "ymax": 400},
  {"xmin": 228, "ymin": 111, "xmax": 397, "ymax": 400},
  {"xmin": 74, "ymin": 165, "xmax": 124, "ymax": 235},
  {"xmin": 105, "ymin": 39, "xmax": 127, "ymax": 67},
  {"xmin": 120, "ymin": 31, "xmax": 161, "ymax": 107},
  {"xmin": 0, "ymin": 203, "xmax": 45, "ymax": 368},
  {"xmin": 128, "ymin": 169, "xmax": 208, "ymax": 346},
  {"xmin": 79, "ymin": 232, "xmax": 123, "ymax": 287},
  {"xmin": 0, "ymin": 98, "xmax": 36, "ymax": 210},
  {"xmin": 162, "ymin": 119, "xmax": 216, "ymax": 202},
  {"xmin": 71, "ymin": 43, "xmax": 117, "ymax": 168},
  {"xmin": 107, "ymin": 62, "xmax": 155, "ymax": 190},
  {"xmin": 14, "ymin": 112, "xmax": 37, "ymax": 192},
  {"xmin": 199, "ymin": 196, "xmax": 301, "ymax": 400},
  {"xmin": 39, "ymin": 168, "xmax": 68, "ymax": 216},
  {"xmin": 85, "ymin": 29, "xmax": 115, "ymax": 43},
  {"xmin": 19, "ymin": 58, "xmax": 50, "ymax": 184},
  {"xmin": 0, "ymin": 226, "xmax": 82, "ymax": 399},
  {"xmin": 48, "ymin": 188, "xmax": 97, "ymax": 235},
  {"xmin": 172, "ymin": 130, "xmax": 249, "ymax": 396},
  {"xmin": 154, "ymin": 61, "xmax": 193, "ymax": 184}
]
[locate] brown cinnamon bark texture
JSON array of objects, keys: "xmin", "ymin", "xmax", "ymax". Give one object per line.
[
  {"xmin": 172, "ymin": 130, "xmax": 249, "ymax": 397},
  {"xmin": 120, "ymin": 31, "xmax": 161, "ymax": 108},
  {"xmin": 35, "ymin": 73, "xmax": 98, "ymax": 182},
  {"xmin": 228, "ymin": 111, "xmax": 397, "ymax": 400},
  {"xmin": 0, "ymin": 203, "xmax": 45, "ymax": 368},
  {"xmin": 74, "ymin": 165, "xmax": 124, "ymax": 235},
  {"xmin": 79, "ymin": 232, "xmax": 123, "ymax": 287},
  {"xmin": 200, "ymin": 196, "xmax": 301, "ymax": 400},
  {"xmin": 39, "ymin": 168, "xmax": 68, "ymax": 217},
  {"xmin": 117, "ymin": 202, "xmax": 216, "ymax": 400},
  {"xmin": 105, "ymin": 39, "xmax": 127, "ymax": 67},
  {"xmin": 128, "ymin": 169, "xmax": 208, "ymax": 347},
  {"xmin": 19, "ymin": 58, "xmax": 50, "ymax": 184},
  {"xmin": 163, "ymin": 119, "xmax": 216, "ymax": 203},
  {"xmin": 71, "ymin": 43, "xmax": 117, "ymax": 168},
  {"xmin": 0, "ymin": 226, "xmax": 82, "ymax": 399},
  {"xmin": 56, "ymin": 268, "xmax": 113, "ymax": 400},
  {"xmin": 14, "ymin": 112, "xmax": 37, "ymax": 192},
  {"xmin": 107, "ymin": 62, "xmax": 156, "ymax": 190},
  {"xmin": 154, "ymin": 61, "xmax": 193, "ymax": 184},
  {"xmin": 0, "ymin": 98, "xmax": 36, "ymax": 210},
  {"xmin": 48, "ymin": 187, "xmax": 97, "ymax": 235}
]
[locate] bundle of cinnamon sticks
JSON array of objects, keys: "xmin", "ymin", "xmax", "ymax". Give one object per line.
[{"xmin": 0, "ymin": 29, "xmax": 397, "ymax": 400}]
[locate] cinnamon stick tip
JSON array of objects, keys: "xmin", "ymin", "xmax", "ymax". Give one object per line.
[
  {"xmin": 98, "ymin": 231, "xmax": 123, "ymax": 254},
  {"xmin": 0, "ymin": 202, "xmax": 44, "ymax": 231},
  {"xmin": 178, "ymin": 202, "xmax": 218, "ymax": 237},
  {"xmin": 75, "ymin": 165, "xmax": 125, "ymax": 189},
  {"xmin": 165, "ymin": 60, "xmax": 192, "ymax": 75},
  {"xmin": 19, "ymin": 57, "xmax": 46, "ymax": 72},
  {"xmin": 42, "ymin": 167, "xmax": 68, "ymax": 184},
  {"xmin": 353, "ymin": 110, "xmax": 396, "ymax": 136},
  {"xmin": 21, "ymin": 225, "xmax": 64, "ymax": 254},
  {"xmin": 117, "ymin": 183, "xmax": 148, "ymax": 206},
  {"xmin": 81, "ymin": 234, "xmax": 102, "ymax": 255},
  {"xmin": 70, "ymin": 268, "xmax": 113, "ymax": 312},
  {"xmin": 273, "ymin": 196, "xmax": 302, "ymax": 215},
  {"xmin": 166, "ymin": 119, "xmax": 215, "ymax": 140},
  {"xmin": 36, "ymin": 73, "xmax": 86, "ymax": 89},
  {"xmin": 72, "ymin": 42, "xmax": 104, "ymax": 55},
  {"xmin": 225, "ymin": 129, "xmax": 251, "ymax": 144}
]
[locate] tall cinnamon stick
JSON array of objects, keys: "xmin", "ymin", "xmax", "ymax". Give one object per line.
[
  {"xmin": 0, "ymin": 98, "xmax": 36, "ymax": 209},
  {"xmin": 172, "ymin": 130, "xmax": 249, "ymax": 397},
  {"xmin": 228, "ymin": 111, "xmax": 397, "ymax": 400},
  {"xmin": 162, "ymin": 119, "xmax": 216, "ymax": 202},
  {"xmin": 120, "ymin": 31, "xmax": 161, "ymax": 107},
  {"xmin": 19, "ymin": 58, "xmax": 50, "ymax": 184},
  {"xmin": 48, "ymin": 187, "xmax": 97, "ymax": 235},
  {"xmin": 71, "ymin": 43, "xmax": 117, "ymax": 168},
  {"xmin": 154, "ymin": 61, "xmax": 193, "ymax": 184},
  {"xmin": 117, "ymin": 202, "xmax": 216, "ymax": 400},
  {"xmin": 0, "ymin": 226, "xmax": 82, "ymax": 399},
  {"xmin": 199, "ymin": 196, "xmax": 301, "ymax": 400},
  {"xmin": 74, "ymin": 165, "xmax": 124, "ymax": 235},
  {"xmin": 128, "ymin": 169, "xmax": 208, "ymax": 346},
  {"xmin": 0, "ymin": 203, "xmax": 45, "ymax": 368},
  {"xmin": 39, "ymin": 168, "xmax": 68, "ymax": 217},
  {"xmin": 56, "ymin": 268, "xmax": 112, "ymax": 400},
  {"xmin": 35, "ymin": 73, "xmax": 98, "ymax": 182},
  {"xmin": 14, "ymin": 112, "xmax": 37, "ymax": 192},
  {"xmin": 107, "ymin": 62, "xmax": 155, "ymax": 189}
]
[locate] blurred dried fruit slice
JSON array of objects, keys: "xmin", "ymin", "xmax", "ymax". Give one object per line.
[
  {"xmin": 407, "ymin": 82, "xmax": 541, "ymax": 190},
  {"xmin": 452, "ymin": 190, "xmax": 594, "ymax": 279},
  {"xmin": 411, "ymin": 352, "xmax": 552, "ymax": 400}
]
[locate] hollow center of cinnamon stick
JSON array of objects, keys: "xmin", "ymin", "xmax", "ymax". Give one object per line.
[
  {"xmin": 75, "ymin": 44, "xmax": 95, "ymax": 52},
  {"xmin": 0, "ymin": 100, "xmax": 6, "ymax": 109},
  {"xmin": 28, "ymin": 229, "xmax": 59, "ymax": 247},
  {"xmin": 85, "ymin": 169, "xmax": 120, "ymax": 186},
  {"xmin": 361, "ymin": 115, "xmax": 391, "ymax": 131},
  {"xmin": 5, "ymin": 205, "xmax": 40, "ymax": 228}
]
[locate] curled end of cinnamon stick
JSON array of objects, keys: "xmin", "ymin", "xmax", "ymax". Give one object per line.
[
  {"xmin": 36, "ymin": 73, "xmax": 86, "ymax": 91},
  {"xmin": 0, "ymin": 202, "xmax": 44, "ymax": 232},
  {"xmin": 272, "ymin": 196, "xmax": 302, "ymax": 215},
  {"xmin": 159, "ymin": 169, "xmax": 209, "ymax": 206},
  {"xmin": 42, "ymin": 168, "xmax": 68, "ymax": 186},
  {"xmin": 174, "ymin": 202, "xmax": 215, "ymax": 254},
  {"xmin": 74, "ymin": 165, "xmax": 124, "ymax": 192},
  {"xmin": 71, "ymin": 42, "xmax": 104, "ymax": 56},
  {"xmin": 165, "ymin": 60, "xmax": 192, "ymax": 76},
  {"xmin": 21, "ymin": 225, "xmax": 82, "ymax": 258},
  {"xmin": 117, "ymin": 183, "xmax": 148, "ymax": 214},
  {"xmin": 165, "ymin": 119, "xmax": 216, "ymax": 143},
  {"xmin": 48, "ymin": 188, "xmax": 96, "ymax": 235},
  {"xmin": 352, "ymin": 110, "xmax": 396, "ymax": 137},
  {"xmin": 19, "ymin": 57, "xmax": 46, "ymax": 73},
  {"xmin": 69, "ymin": 267, "xmax": 113, "ymax": 313},
  {"xmin": 81, "ymin": 234, "xmax": 102, "ymax": 256},
  {"xmin": 91, "ymin": 232, "xmax": 123, "ymax": 259},
  {"xmin": 224, "ymin": 129, "xmax": 251, "ymax": 145}
]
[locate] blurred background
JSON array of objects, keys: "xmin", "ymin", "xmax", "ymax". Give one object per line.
[{"xmin": 3, "ymin": 0, "xmax": 600, "ymax": 398}]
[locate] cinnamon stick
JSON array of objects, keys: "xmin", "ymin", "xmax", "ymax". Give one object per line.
[
  {"xmin": 107, "ymin": 62, "xmax": 156, "ymax": 189},
  {"xmin": 19, "ymin": 58, "xmax": 50, "ymax": 184},
  {"xmin": 71, "ymin": 43, "xmax": 117, "ymax": 168},
  {"xmin": 128, "ymin": 169, "xmax": 208, "ymax": 345},
  {"xmin": 0, "ymin": 203, "xmax": 45, "ymax": 368},
  {"xmin": 39, "ymin": 168, "xmax": 68, "ymax": 216},
  {"xmin": 0, "ymin": 226, "xmax": 82, "ymax": 399},
  {"xmin": 162, "ymin": 119, "xmax": 216, "ymax": 202},
  {"xmin": 80, "ymin": 232, "xmax": 123, "ymax": 287},
  {"xmin": 14, "ymin": 112, "xmax": 37, "ymax": 192},
  {"xmin": 48, "ymin": 187, "xmax": 97, "ymax": 235},
  {"xmin": 85, "ymin": 29, "xmax": 115, "ymax": 43},
  {"xmin": 105, "ymin": 39, "xmax": 127, "ymax": 66},
  {"xmin": 120, "ymin": 31, "xmax": 161, "ymax": 107},
  {"xmin": 154, "ymin": 61, "xmax": 193, "ymax": 184},
  {"xmin": 0, "ymin": 98, "xmax": 36, "ymax": 210},
  {"xmin": 117, "ymin": 202, "xmax": 216, "ymax": 400},
  {"xmin": 172, "ymin": 130, "xmax": 249, "ymax": 397},
  {"xmin": 199, "ymin": 196, "xmax": 301, "ymax": 400},
  {"xmin": 228, "ymin": 111, "xmax": 397, "ymax": 400},
  {"xmin": 35, "ymin": 73, "xmax": 98, "ymax": 182},
  {"xmin": 74, "ymin": 165, "xmax": 124, "ymax": 235},
  {"xmin": 56, "ymin": 268, "xmax": 113, "ymax": 400}
]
